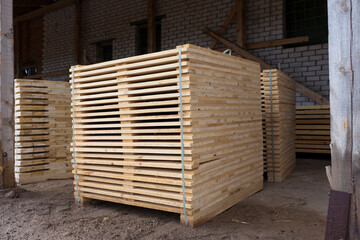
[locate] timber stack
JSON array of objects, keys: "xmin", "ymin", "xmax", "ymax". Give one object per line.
[
  {"xmin": 296, "ymin": 105, "xmax": 330, "ymax": 154},
  {"xmin": 14, "ymin": 79, "xmax": 72, "ymax": 185},
  {"xmin": 261, "ymin": 69, "xmax": 296, "ymax": 182},
  {"xmin": 70, "ymin": 44, "xmax": 264, "ymax": 227}
]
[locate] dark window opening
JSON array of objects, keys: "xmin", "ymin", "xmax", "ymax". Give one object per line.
[
  {"xmin": 102, "ymin": 45, "xmax": 113, "ymax": 61},
  {"xmin": 95, "ymin": 39, "xmax": 114, "ymax": 62},
  {"xmin": 136, "ymin": 22, "xmax": 161, "ymax": 55},
  {"xmin": 285, "ymin": 0, "xmax": 328, "ymax": 46}
]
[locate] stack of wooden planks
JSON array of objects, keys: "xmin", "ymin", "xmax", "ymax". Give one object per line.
[
  {"xmin": 70, "ymin": 44, "xmax": 264, "ymax": 227},
  {"xmin": 15, "ymin": 79, "xmax": 72, "ymax": 185},
  {"xmin": 296, "ymin": 105, "xmax": 330, "ymax": 154},
  {"xmin": 261, "ymin": 69, "xmax": 296, "ymax": 183}
]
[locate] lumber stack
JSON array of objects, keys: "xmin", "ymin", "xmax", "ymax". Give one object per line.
[
  {"xmin": 70, "ymin": 44, "xmax": 263, "ymax": 227},
  {"xmin": 14, "ymin": 79, "xmax": 72, "ymax": 185},
  {"xmin": 261, "ymin": 69, "xmax": 296, "ymax": 182},
  {"xmin": 296, "ymin": 105, "xmax": 330, "ymax": 154}
]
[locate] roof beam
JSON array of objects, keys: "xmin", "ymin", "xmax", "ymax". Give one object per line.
[
  {"xmin": 74, "ymin": 0, "xmax": 82, "ymax": 64},
  {"xmin": 246, "ymin": 36, "xmax": 309, "ymax": 50},
  {"xmin": 209, "ymin": 2, "xmax": 237, "ymax": 49},
  {"xmin": 147, "ymin": 0, "xmax": 155, "ymax": 53},
  {"xmin": 13, "ymin": 0, "xmax": 54, "ymax": 7},
  {"xmin": 236, "ymin": 0, "xmax": 246, "ymax": 48},
  {"xmin": 204, "ymin": 27, "xmax": 271, "ymax": 69},
  {"xmin": 14, "ymin": 0, "xmax": 75, "ymax": 23}
]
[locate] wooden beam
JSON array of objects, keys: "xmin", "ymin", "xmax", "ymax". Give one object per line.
[
  {"xmin": 22, "ymin": 70, "xmax": 69, "ymax": 79},
  {"xmin": 75, "ymin": 0, "xmax": 82, "ymax": 64},
  {"xmin": 14, "ymin": 0, "xmax": 75, "ymax": 24},
  {"xmin": 328, "ymin": 0, "xmax": 360, "ymax": 238},
  {"xmin": 209, "ymin": 2, "xmax": 238, "ymax": 49},
  {"xmin": 246, "ymin": 36, "xmax": 309, "ymax": 50},
  {"xmin": 0, "ymin": 0, "xmax": 15, "ymax": 188},
  {"xmin": 204, "ymin": 27, "xmax": 329, "ymax": 105},
  {"xmin": 147, "ymin": 0, "xmax": 155, "ymax": 53},
  {"xmin": 14, "ymin": 0, "xmax": 54, "ymax": 7},
  {"xmin": 236, "ymin": 0, "xmax": 246, "ymax": 48},
  {"xmin": 204, "ymin": 27, "xmax": 271, "ymax": 69},
  {"xmin": 295, "ymin": 82, "xmax": 329, "ymax": 105},
  {"xmin": 13, "ymin": 7, "xmax": 40, "ymax": 18}
]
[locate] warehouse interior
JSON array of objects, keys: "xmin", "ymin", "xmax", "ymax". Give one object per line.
[{"xmin": 0, "ymin": 0, "xmax": 358, "ymax": 239}]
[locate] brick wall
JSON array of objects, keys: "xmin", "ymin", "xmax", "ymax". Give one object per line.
[
  {"xmin": 245, "ymin": 0, "xmax": 329, "ymax": 106},
  {"xmin": 42, "ymin": 0, "xmax": 329, "ymax": 105},
  {"xmin": 18, "ymin": 17, "xmax": 44, "ymax": 75},
  {"xmin": 43, "ymin": 4, "xmax": 75, "ymax": 81}
]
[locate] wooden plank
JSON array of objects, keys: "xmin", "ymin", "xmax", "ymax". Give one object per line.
[
  {"xmin": 328, "ymin": 0, "xmax": 360, "ymax": 238},
  {"xmin": 204, "ymin": 27, "xmax": 329, "ymax": 105},
  {"xmin": 261, "ymin": 69, "xmax": 296, "ymax": 182},
  {"xmin": 70, "ymin": 44, "xmax": 263, "ymax": 226},
  {"xmin": 246, "ymin": 36, "xmax": 309, "ymax": 50},
  {"xmin": 14, "ymin": 79, "xmax": 72, "ymax": 185},
  {"xmin": 295, "ymin": 105, "xmax": 330, "ymax": 154},
  {"xmin": 14, "ymin": 0, "xmax": 75, "ymax": 24},
  {"xmin": 1, "ymin": 0, "xmax": 15, "ymax": 188}
]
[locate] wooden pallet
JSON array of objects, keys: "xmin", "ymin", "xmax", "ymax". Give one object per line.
[
  {"xmin": 261, "ymin": 69, "xmax": 296, "ymax": 183},
  {"xmin": 296, "ymin": 105, "xmax": 330, "ymax": 154},
  {"xmin": 70, "ymin": 44, "xmax": 264, "ymax": 227},
  {"xmin": 14, "ymin": 79, "xmax": 72, "ymax": 185}
]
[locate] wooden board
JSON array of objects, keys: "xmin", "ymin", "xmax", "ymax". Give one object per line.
[
  {"xmin": 261, "ymin": 69, "xmax": 296, "ymax": 182},
  {"xmin": 70, "ymin": 44, "xmax": 264, "ymax": 227},
  {"xmin": 295, "ymin": 105, "xmax": 330, "ymax": 154},
  {"xmin": 14, "ymin": 79, "xmax": 72, "ymax": 185}
]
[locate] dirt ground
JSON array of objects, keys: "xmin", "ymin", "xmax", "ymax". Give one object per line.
[{"xmin": 0, "ymin": 158, "xmax": 330, "ymax": 240}]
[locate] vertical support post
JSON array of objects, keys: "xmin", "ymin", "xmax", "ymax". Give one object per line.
[
  {"xmin": 14, "ymin": 23, "xmax": 20, "ymax": 78},
  {"xmin": 328, "ymin": 0, "xmax": 360, "ymax": 238},
  {"xmin": 236, "ymin": 0, "xmax": 246, "ymax": 48},
  {"xmin": 75, "ymin": 0, "xmax": 82, "ymax": 64},
  {"xmin": 0, "ymin": 0, "xmax": 15, "ymax": 188},
  {"xmin": 147, "ymin": 0, "xmax": 155, "ymax": 53}
]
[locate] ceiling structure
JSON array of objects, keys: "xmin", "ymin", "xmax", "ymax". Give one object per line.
[{"xmin": 13, "ymin": 0, "xmax": 56, "ymax": 18}]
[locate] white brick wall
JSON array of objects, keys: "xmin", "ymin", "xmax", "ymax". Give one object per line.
[
  {"xmin": 42, "ymin": 0, "xmax": 329, "ymax": 105},
  {"xmin": 245, "ymin": 0, "xmax": 329, "ymax": 105}
]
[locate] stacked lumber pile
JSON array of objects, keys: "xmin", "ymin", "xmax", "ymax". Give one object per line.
[
  {"xmin": 296, "ymin": 105, "xmax": 330, "ymax": 154},
  {"xmin": 261, "ymin": 69, "xmax": 296, "ymax": 182},
  {"xmin": 70, "ymin": 44, "xmax": 263, "ymax": 227},
  {"xmin": 15, "ymin": 79, "xmax": 72, "ymax": 185}
]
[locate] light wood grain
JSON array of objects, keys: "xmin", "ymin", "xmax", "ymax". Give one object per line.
[{"xmin": 70, "ymin": 44, "xmax": 264, "ymax": 226}]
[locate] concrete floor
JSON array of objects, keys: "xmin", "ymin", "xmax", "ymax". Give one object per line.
[{"xmin": 0, "ymin": 158, "xmax": 330, "ymax": 240}]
